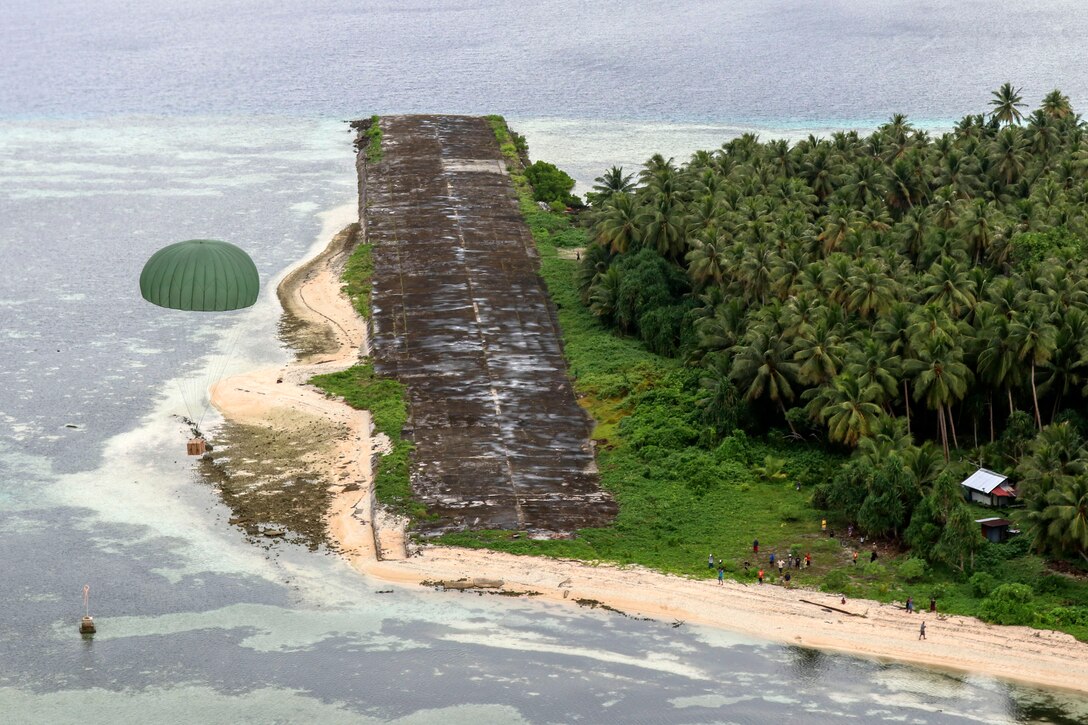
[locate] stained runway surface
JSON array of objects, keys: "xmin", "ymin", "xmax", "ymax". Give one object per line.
[{"xmin": 361, "ymin": 115, "xmax": 616, "ymax": 537}]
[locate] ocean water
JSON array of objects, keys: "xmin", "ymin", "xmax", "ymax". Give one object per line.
[{"xmin": 4, "ymin": 2, "xmax": 1088, "ymax": 722}]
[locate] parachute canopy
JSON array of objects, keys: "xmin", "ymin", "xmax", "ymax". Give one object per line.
[{"xmin": 139, "ymin": 239, "xmax": 259, "ymax": 311}]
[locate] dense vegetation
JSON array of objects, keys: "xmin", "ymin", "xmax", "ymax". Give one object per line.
[
  {"xmin": 439, "ymin": 103, "xmax": 1088, "ymax": 639},
  {"xmin": 578, "ymin": 86, "xmax": 1088, "ymax": 570}
]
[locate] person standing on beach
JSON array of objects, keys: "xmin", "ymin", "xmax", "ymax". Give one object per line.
[
  {"xmin": 930, "ymin": 596, "xmax": 937, "ymax": 613},
  {"xmin": 717, "ymin": 565, "xmax": 725, "ymax": 585},
  {"xmin": 758, "ymin": 569, "xmax": 764, "ymax": 584},
  {"xmin": 906, "ymin": 596, "xmax": 914, "ymax": 613},
  {"xmin": 919, "ymin": 621, "xmax": 926, "ymax": 640}
]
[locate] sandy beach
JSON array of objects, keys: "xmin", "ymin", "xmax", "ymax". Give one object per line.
[{"xmin": 210, "ymin": 214, "xmax": 1088, "ymax": 695}]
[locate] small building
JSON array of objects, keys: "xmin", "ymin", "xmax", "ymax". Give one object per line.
[
  {"xmin": 976, "ymin": 517, "xmax": 1014, "ymax": 543},
  {"xmin": 960, "ymin": 468, "xmax": 1017, "ymax": 507}
]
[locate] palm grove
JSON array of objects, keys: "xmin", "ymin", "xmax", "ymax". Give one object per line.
[{"xmin": 576, "ymin": 86, "xmax": 1088, "ymax": 570}]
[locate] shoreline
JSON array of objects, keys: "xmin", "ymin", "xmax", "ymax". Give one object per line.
[{"xmin": 210, "ymin": 207, "xmax": 1088, "ymax": 695}]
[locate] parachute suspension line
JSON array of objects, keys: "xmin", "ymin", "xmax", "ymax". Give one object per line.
[
  {"xmin": 197, "ymin": 317, "xmax": 247, "ymax": 430},
  {"xmin": 174, "ymin": 376, "xmax": 199, "ymax": 429}
]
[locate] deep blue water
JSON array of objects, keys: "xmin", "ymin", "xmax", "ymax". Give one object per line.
[{"xmin": 4, "ymin": 2, "xmax": 1088, "ymax": 722}]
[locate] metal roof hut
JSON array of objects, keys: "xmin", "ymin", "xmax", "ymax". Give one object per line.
[
  {"xmin": 960, "ymin": 468, "xmax": 1017, "ymax": 507},
  {"xmin": 975, "ymin": 517, "xmax": 1015, "ymax": 543}
]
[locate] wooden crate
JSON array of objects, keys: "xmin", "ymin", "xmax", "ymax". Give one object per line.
[{"xmin": 186, "ymin": 438, "xmax": 207, "ymax": 456}]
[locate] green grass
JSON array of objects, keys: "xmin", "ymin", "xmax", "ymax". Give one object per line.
[
  {"xmin": 309, "ymin": 362, "xmax": 422, "ymax": 518},
  {"xmin": 341, "ymin": 234, "xmax": 374, "ymax": 320},
  {"xmin": 307, "ymin": 219, "xmax": 419, "ymax": 517},
  {"xmin": 365, "ymin": 114, "xmax": 383, "ymax": 164}
]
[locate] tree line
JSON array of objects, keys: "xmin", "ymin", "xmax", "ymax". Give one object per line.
[{"xmin": 577, "ymin": 85, "xmax": 1088, "ymax": 566}]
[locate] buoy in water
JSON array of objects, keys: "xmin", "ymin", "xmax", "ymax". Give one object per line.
[{"xmin": 79, "ymin": 583, "xmax": 95, "ymax": 635}]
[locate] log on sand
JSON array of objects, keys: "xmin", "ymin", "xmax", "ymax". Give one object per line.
[
  {"xmin": 799, "ymin": 598, "xmax": 867, "ymax": 617},
  {"xmin": 436, "ymin": 578, "xmax": 505, "ymax": 590}
]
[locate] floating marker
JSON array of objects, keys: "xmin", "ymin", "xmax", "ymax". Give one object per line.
[{"xmin": 79, "ymin": 584, "xmax": 95, "ymax": 635}]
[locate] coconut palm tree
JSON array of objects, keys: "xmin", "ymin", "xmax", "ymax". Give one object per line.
[
  {"xmin": 989, "ymin": 83, "xmax": 1027, "ymax": 126},
  {"xmin": 975, "ymin": 314, "xmax": 1021, "ymax": 437},
  {"xmin": 695, "ymin": 298, "xmax": 746, "ymax": 356},
  {"xmin": 921, "ymin": 256, "xmax": 977, "ymax": 317},
  {"xmin": 587, "ymin": 166, "xmax": 636, "ymax": 206},
  {"xmin": 640, "ymin": 196, "xmax": 687, "ymax": 260},
  {"xmin": 730, "ymin": 329, "xmax": 801, "ymax": 433},
  {"xmin": 846, "ymin": 260, "xmax": 898, "ymax": 318},
  {"xmin": 593, "ymin": 193, "xmax": 640, "ymax": 253},
  {"xmin": 1009, "ymin": 306, "xmax": 1059, "ymax": 430},
  {"xmin": 738, "ymin": 243, "xmax": 776, "ymax": 305},
  {"xmin": 698, "ymin": 352, "xmax": 743, "ymax": 437},
  {"xmin": 846, "ymin": 336, "xmax": 902, "ymax": 409},
  {"xmin": 1041, "ymin": 89, "xmax": 1073, "ymax": 120},
  {"xmin": 904, "ymin": 338, "xmax": 972, "ymax": 458},
  {"xmin": 803, "ymin": 373, "xmax": 883, "ymax": 447},
  {"xmin": 792, "ymin": 318, "xmax": 846, "ymax": 387},
  {"xmin": 1038, "ymin": 307, "xmax": 1088, "ymax": 420},
  {"xmin": 685, "ymin": 236, "xmax": 729, "ymax": 289},
  {"xmin": 1029, "ymin": 478, "xmax": 1088, "ymax": 563},
  {"xmin": 800, "ymin": 145, "xmax": 838, "ymax": 202},
  {"xmin": 991, "ymin": 127, "xmax": 1029, "ymax": 185}
]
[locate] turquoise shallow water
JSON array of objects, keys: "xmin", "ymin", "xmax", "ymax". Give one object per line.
[{"xmin": 4, "ymin": 2, "xmax": 1088, "ymax": 722}]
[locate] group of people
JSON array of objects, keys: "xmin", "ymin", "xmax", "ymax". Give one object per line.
[
  {"xmin": 707, "ymin": 542, "xmax": 933, "ymax": 639},
  {"xmin": 905, "ymin": 595, "xmax": 938, "ymax": 614},
  {"xmin": 706, "ymin": 542, "xmax": 816, "ymax": 586}
]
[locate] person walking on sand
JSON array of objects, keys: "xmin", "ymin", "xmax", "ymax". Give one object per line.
[
  {"xmin": 717, "ymin": 565, "xmax": 725, "ymax": 585},
  {"xmin": 919, "ymin": 620, "xmax": 926, "ymax": 640},
  {"xmin": 758, "ymin": 569, "xmax": 764, "ymax": 584}
]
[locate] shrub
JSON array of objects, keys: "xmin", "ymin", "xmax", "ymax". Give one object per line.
[
  {"xmin": 821, "ymin": 568, "xmax": 850, "ymax": 593},
  {"xmin": 863, "ymin": 562, "xmax": 887, "ymax": 578},
  {"xmin": 970, "ymin": 571, "xmax": 997, "ymax": 597},
  {"xmin": 899, "ymin": 558, "xmax": 927, "ymax": 582},
  {"xmin": 1045, "ymin": 606, "xmax": 1088, "ymax": 627},
  {"xmin": 977, "ymin": 583, "xmax": 1036, "ymax": 626},
  {"xmin": 524, "ymin": 161, "xmax": 576, "ymax": 205}
]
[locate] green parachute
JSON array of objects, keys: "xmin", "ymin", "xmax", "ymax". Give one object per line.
[
  {"xmin": 139, "ymin": 239, "xmax": 260, "ymax": 452},
  {"xmin": 139, "ymin": 239, "xmax": 259, "ymax": 312}
]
